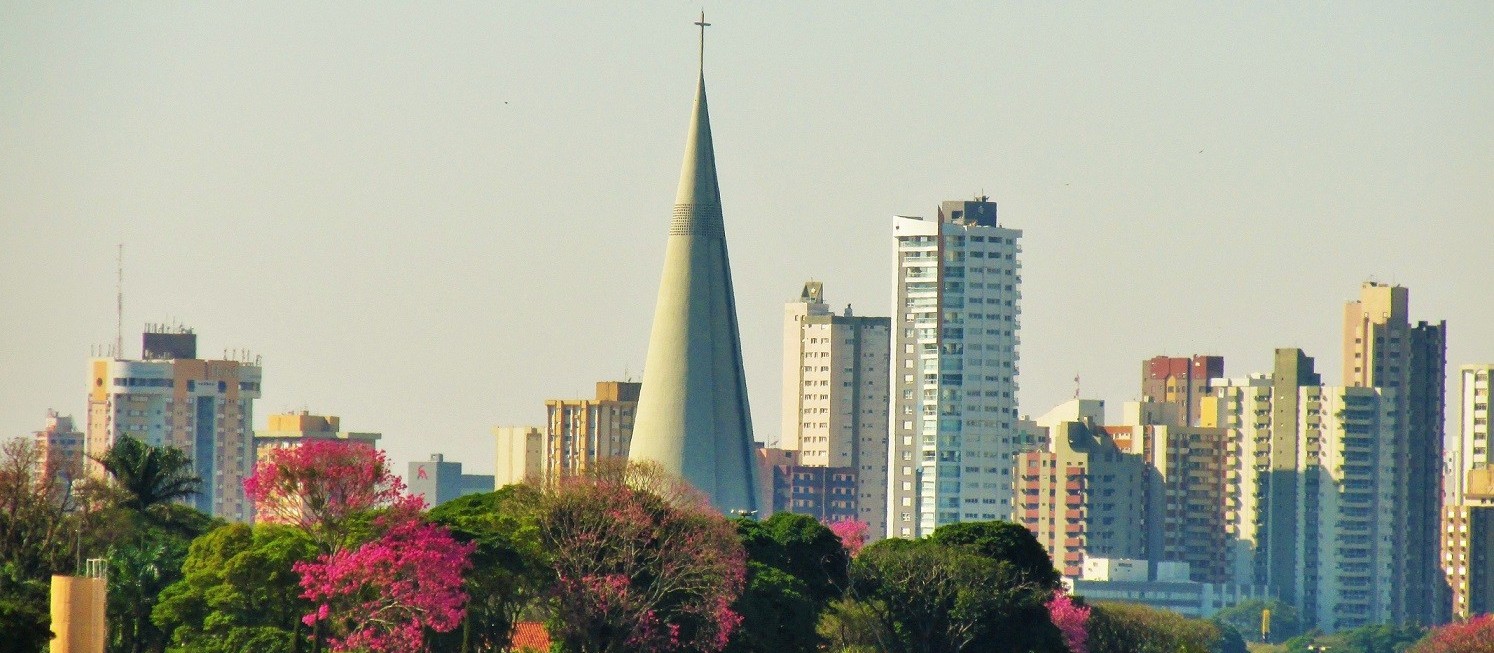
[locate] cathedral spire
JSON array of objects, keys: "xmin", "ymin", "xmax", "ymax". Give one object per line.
[{"xmin": 630, "ymin": 17, "xmax": 759, "ymax": 514}]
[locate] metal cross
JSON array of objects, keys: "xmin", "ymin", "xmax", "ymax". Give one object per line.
[{"xmin": 694, "ymin": 11, "xmax": 711, "ymax": 70}]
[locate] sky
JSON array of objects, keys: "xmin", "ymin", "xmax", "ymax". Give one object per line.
[{"xmin": 2, "ymin": 3, "xmax": 1490, "ymax": 478}]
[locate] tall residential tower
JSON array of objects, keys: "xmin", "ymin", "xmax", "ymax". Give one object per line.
[{"xmin": 885, "ymin": 197, "xmax": 1022, "ymax": 538}]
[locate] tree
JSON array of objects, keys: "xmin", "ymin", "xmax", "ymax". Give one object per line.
[
  {"xmin": 1284, "ymin": 623, "xmax": 1429, "ymax": 653},
  {"xmin": 1408, "ymin": 615, "xmax": 1494, "ymax": 653},
  {"xmin": 1047, "ymin": 592, "xmax": 1090, "ymax": 653},
  {"xmin": 727, "ymin": 513, "xmax": 850, "ymax": 653},
  {"xmin": 539, "ymin": 461, "xmax": 746, "ymax": 653},
  {"xmin": 94, "ymin": 435, "xmax": 201, "ymax": 513},
  {"xmin": 296, "ymin": 515, "xmax": 474, "ymax": 653},
  {"xmin": 152, "ymin": 523, "xmax": 316, "ymax": 653},
  {"xmin": 827, "ymin": 519, "xmax": 869, "ymax": 557},
  {"xmin": 926, "ymin": 520, "xmax": 1061, "ymax": 591},
  {"xmin": 850, "ymin": 538, "xmax": 1064, "ymax": 653},
  {"xmin": 0, "ymin": 438, "xmax": 72, "ymax": 652},
  {"xmin": 1211, "ymin": 598, "xmax": 1301, "ymax": 643},
  {"xmin": 244, "ymin": 440, "xmax": 408, "ymax": 552},
  {"xmin": 425, "ymin": 486, "xmax": 551, "ymax": 653},
  {"xmin": 1085, "ymin": 602, "xmax": 1223, "ymax": 653}
]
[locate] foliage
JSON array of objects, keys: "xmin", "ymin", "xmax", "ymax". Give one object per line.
[
  {"xmin": 1408, "ymin": 615, "xmax": 1494, "ymax": 653},
  {"xmin": 926, "ymin": 520, "xmax": 1062, "ymax": 591},
  {"xmin": 827, "ymin": 519, "xmax": 869, "ymax": 557},
  {"xmin": 816, "ymin": 597, "xmax": 885, "ymax": 653},
  {"xmin": 1085, "ymin": 602, "xmax": 1224, "ymax": 653},
  {"xmin": 425, "ymin": 486, "xmax": 552, "ymax": 653},
  {"xmin": 539, "ymin": 461, "xmax": 747, "ymax": 653},
  {"xmin": 0, "ymin": 438, "xmax": 72, "ymax": 652},
  {"xmin": 726, "ymin": 562, "xmax": 818, "ymax": 653},
  {"xmin": 1047, "ymin": 592, "xmax": 1090, "ymax": 653},
  {"xmin": 1213, "ymin": 599, "xmax": 1302, "ymax": 644},
  {"xmin": 244, "ymin": 439, "xmax": 407, "ymax": 551},
  {"xmin": 297, "ymin": 513, "xmax": 475, "ymax": 653},
  {"xmin": 727, "ymin": 512, "xmax": 852, "ymax": 652},
  {"xmin": 152, "ymin": 523, "xmax": 316, "ymax": 653},
  {"xmin": 1282, "ymin": 623, "xmax": 1429, "ymax": 653},
  {"xmin": 94, "ymin": 435, "xmax": 202, "ymax": 513},
  {"xmin": 849, "ymin": 537, "xmax": 1064, "ymax": 653}
]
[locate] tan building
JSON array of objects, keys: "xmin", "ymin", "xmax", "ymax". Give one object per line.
[
  {"xmin": 1014, "ymin": 400, "xmax": 1146, "ymax": 578},
  {"xmin": 49, "ymin": 560, "xmax": 107, "ymax": 653},
  {"xmin": 1342, "ymin": 281, "xmax": 1447, "ymax": 624},
  {"xmin": 34, "ymin": 411, "xmax": 84, "ymax": 485},
  {"xmin": 85, "ymin": 328, "xmax": 262, "ymax": 522},
  {"xmin": 254, "ymin": 411, "xmax": 381, "ymax": 459},
  {"xmin": 780, "ymin": 281, "xmax": 890, "ymax": 528},
  {"xmin": 492, "ymin": 425, "xmax": 543, "ymax": 488},
  {"xmin": 1140, "ymin": 355, "xmax": 1224, "ymax": 427},
  {"xmin": 1444, "ymin": 364, "xmax": 1494, "ymax": 619}
]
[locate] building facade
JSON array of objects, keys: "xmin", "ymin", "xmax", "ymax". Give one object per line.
[
  {"xmin": 85, "ymin": 328, "xmax": 262, "ymax": 522},
  {"xmin": 544, "ymin": 382, "xmax": 639, "ymax": 479},
  {"xmin": 34, "ymin": 411, "xmax": 84, "ymax": 486},
  {"xmin": 1444, "ymin": 364, "xmax": 1494, "ymax": 619},
  {"xmin": 1140, "ymin": 355, "xmax": 1224, "ymax": 427},
  {"xmin": 886, "ymin": 197, "xmax": 1023, "ymax": 538},
  {"xmin": 1115, "ymin": 416, "xmax": 1235, "ymax": 584},
  {"xmin": 1068, "ymin": 558, "xmax": 1275, "ymax": 619},
  {"xmin": 1014, "ymin": 400, "xmax": 1146, "ymax": 578},
  {"xmin": 779, "ymin": 281, "xmax": 890, "ymax": 526},
  {"xmin": 492, "ymin": 425, "xmax": 543, "ymax": 488},
  {"xmin": 1214, "ymin": 350, "xmax": 1397, "ymax": 632},
  {"xmin": 408, "ymin": 454, "xmax": 495, "ymax": 507},
  {"xmin": 253, "ymin": 411, "xmax": 381, "ymax": 459}
]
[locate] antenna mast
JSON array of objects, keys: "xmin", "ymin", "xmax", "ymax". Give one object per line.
[{"xmin": 116, "ymin": 244, "xmax": 124, "ymax": 358}]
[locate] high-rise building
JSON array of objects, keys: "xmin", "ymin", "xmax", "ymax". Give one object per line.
[
  {"xmin": 85, "ymin": 327, "xmax": 262, "ymax": 522},
  {"xmin": 1443, "ymin": 364, "xmax": 1494, "ymax": 619},
  {"xmin": 34, "ymin": 411, "xmax": 84, "ymax": 486},
  {"xmin": 253, "ymin": 411, "xmax": 381, "ymax": 460},
  {"xmin": 545, "ymin": 382, "xmax": 639, "ymax": 478},
  {"xmin": 1115, "ymin": 402, "xmax": 1234, "ymax": 584},
  {"xmin": 886, "ymin": 197, "xmax": 1022, "ymax": 538},
  {"xmin": 1140, "ymin": 355, "xmax": 1224, "ymax": 427},
  {"xmin": 779, "ymin": 281, "xmax": 891, "ymax": 527},
  {"xmin": 629, "ymin": 33, "xmax": 759, "ymax": 514},
  {"xmin": 1014, "ymin": 400, "xmax": 1146, "ymax": 577},
  {"xmin": 1342, "ymin": 282, "xmax": 1447, "ymax": 624},
  {"xmin": 408, "ymin": 454, "xmax": 495, "ymax": 507},
  {"xmin": 1215, "ymin": 350, "xmax": 1397, "ymax": 632},
  {"xmin": 492, "ymin": 425, "xmax": 543, "ymax": 488}
]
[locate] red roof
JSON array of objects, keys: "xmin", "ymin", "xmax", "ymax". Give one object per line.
[{"xmin": 509, "ymin": 622, "xmax": 550, "ymax": 652}]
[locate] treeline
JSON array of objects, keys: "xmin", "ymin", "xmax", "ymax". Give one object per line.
[{"xmin": 5, "ymin": 436, "xmax": 1483, "ymax": 653}]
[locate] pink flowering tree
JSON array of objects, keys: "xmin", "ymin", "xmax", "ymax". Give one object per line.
[
  {"xmin": 244, "ymin": 439, "xmax": 409, "ymax": 550},
  {"xmin": 1047, "ymin": 591, "xmax": 1091, "ymax": 653},
  {"xmin": 540, "ymin": 460, "xmax": 747, "ymax": 653},
  {"xmin": 826, "ymin": 518, "xmax": 870, "ymax": 557},
  {"xmin": 1408, "ymin": 614, "xmax": 1494, "ymax": 653},
  {"xmin": 244, "ymin": 439, "xmax": 473, "ymax": 652},
  {"xmin": 295, "ymin": 514, "xmax": 475, "ymax": 653}
]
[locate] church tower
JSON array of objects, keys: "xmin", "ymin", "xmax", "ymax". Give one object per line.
[{"xmin": 630, "ymin": 16, "xmax": 759, "ymax": 513}]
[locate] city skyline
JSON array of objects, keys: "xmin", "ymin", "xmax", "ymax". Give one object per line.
[{"xmin": 2, "ymin": 4, "xmax": 1491, "ymax": 476}]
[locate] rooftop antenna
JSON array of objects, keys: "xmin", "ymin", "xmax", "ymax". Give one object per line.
[
  {"xmin": 115, "ymin": 244, "xmax": 124, "ymax": 359},
  {"xmin": 1074, "ymin": 373, "xmax": 1081, "ymax": 399}
]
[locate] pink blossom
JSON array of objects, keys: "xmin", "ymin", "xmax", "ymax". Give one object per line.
[
  {"xmin": 1047, "ymin": 591, "xmax": 1090, "ymax": 653},
  {"xmin": 826, "ymin": 518, "xmax": 870, "ymax": 557}
]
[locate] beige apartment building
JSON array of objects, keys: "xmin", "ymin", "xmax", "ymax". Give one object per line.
[
  {"xmin": 253, "ymin": 411, "xmax": 381, "ymax": 460},
  {"xmin": 780, "ymin": 281, "xmax": 890, "ymax": 527},
  {"xmin": 1013, "ymin": 400, "xmax": 1145, "ymax": 578},
  {"xmin": 85, "ymin": 328, "xmax": 262, "ymax": 522},
  {"xmin": 1444, "ymin": 363, "xmax": 1494, "ymax": 619},
  {"xmin": 493, "ymin": 382, "xmax": 638, "ymax": 488},
  {"xmin": 34, "ymin": 411, "xmax": 84, "ymax": 485},
  {"xmin": 1342, "ymin": 281, "xmax": 1447, "ymax": 624}
]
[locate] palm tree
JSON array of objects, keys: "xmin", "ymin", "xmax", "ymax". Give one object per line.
[{"xmin": 95, "ymin": 436, "xmax": 202, "ymax": 512}]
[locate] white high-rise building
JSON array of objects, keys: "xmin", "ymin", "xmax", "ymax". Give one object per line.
[
  {"xmin": 885, "ymin": 197, "xmax": 1022, "ymax": 539},
  {"xmin": 779, "ymin": 281, "xmax": 891, "ymax": 527}
]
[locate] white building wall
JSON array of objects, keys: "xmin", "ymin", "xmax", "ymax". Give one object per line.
[{"xmin": 887, "ymin": 200, "xmax": 1022, "ymax": 539}]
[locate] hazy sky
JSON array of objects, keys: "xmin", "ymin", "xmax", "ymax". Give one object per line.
[{"xmin": 2, "ymin": 4, "xmax": 1490, "ymax": 478}]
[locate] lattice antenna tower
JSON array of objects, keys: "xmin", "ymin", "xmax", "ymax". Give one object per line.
[{"xmin": 115, "ymin": 244, "xmax": 124, "ymax": 358}]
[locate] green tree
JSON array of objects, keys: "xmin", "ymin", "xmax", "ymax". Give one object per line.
[
  {"xmin": 0, "ymin": 437, "xmax": 76, "ymax": 652},
  {"xmin": 152, "ymin": 523, "xmax": 316, "ymax": 653},
  {"xmin": 94, "ymin": 436, "xmax": 201, "ymax": 513},
  {"xmin": 1212, "ymin": 598, "xmax": 1301, "ymax": 643},
  {"xmin": 726, "ymin": 512, "xmax": 851, "ymax": 653},
  {"xmin": 1086, "ymin": 602, "xmax": 1223, "ymax": 653},
  {"xmin": 425, "ymin": 486, "xmax": 551, "ymax": 653},
  {"xmin": 849, "ymin": 538, "xmax": 1064, "ymax": 653},
  {"xmin": 1283, "ymin": 623, "xmax": 1428, "ymax": 653},
  {"xmin": 925, "ymin": 520, "xmax": 1061, "ymax": 591}
]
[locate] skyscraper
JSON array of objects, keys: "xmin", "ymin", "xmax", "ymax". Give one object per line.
[
  {"xmin": 1140, "ymin": 355, "xmax": 1224, "ymax": 427},
  {"xmin": 85, "ymin": 327, "xmax": 262, "ymax": 522},
  {"xmin": 34, "ymin": 410, "xmax": 84, "ymax": 486},
  {"xmin": 629, "ymin": 27, "xmax": 759, "ymax": 514},
  {"xmin": 778, "ymin": 281, "xmax": 891, "ymax": 527},
  {"xmin": 1342, "ymin": 281, "xmax": 1448, "ymax": 624},
  {"xmin": 1443, "ymin": 364, "xmax": 1494, "ymax": 619},
  {"xmin": 885, "ymin": 197, "xmax": 1023, "ymax": 538}
]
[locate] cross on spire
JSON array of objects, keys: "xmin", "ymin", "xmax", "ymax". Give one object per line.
[{"xmin": 694, "ymin": 11, "xmax": 711, "ymax": 72}]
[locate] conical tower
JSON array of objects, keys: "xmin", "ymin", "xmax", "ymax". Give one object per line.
[{"xmin": 630, "ymin": 17, "xmax": 759, "ymax": 514}]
